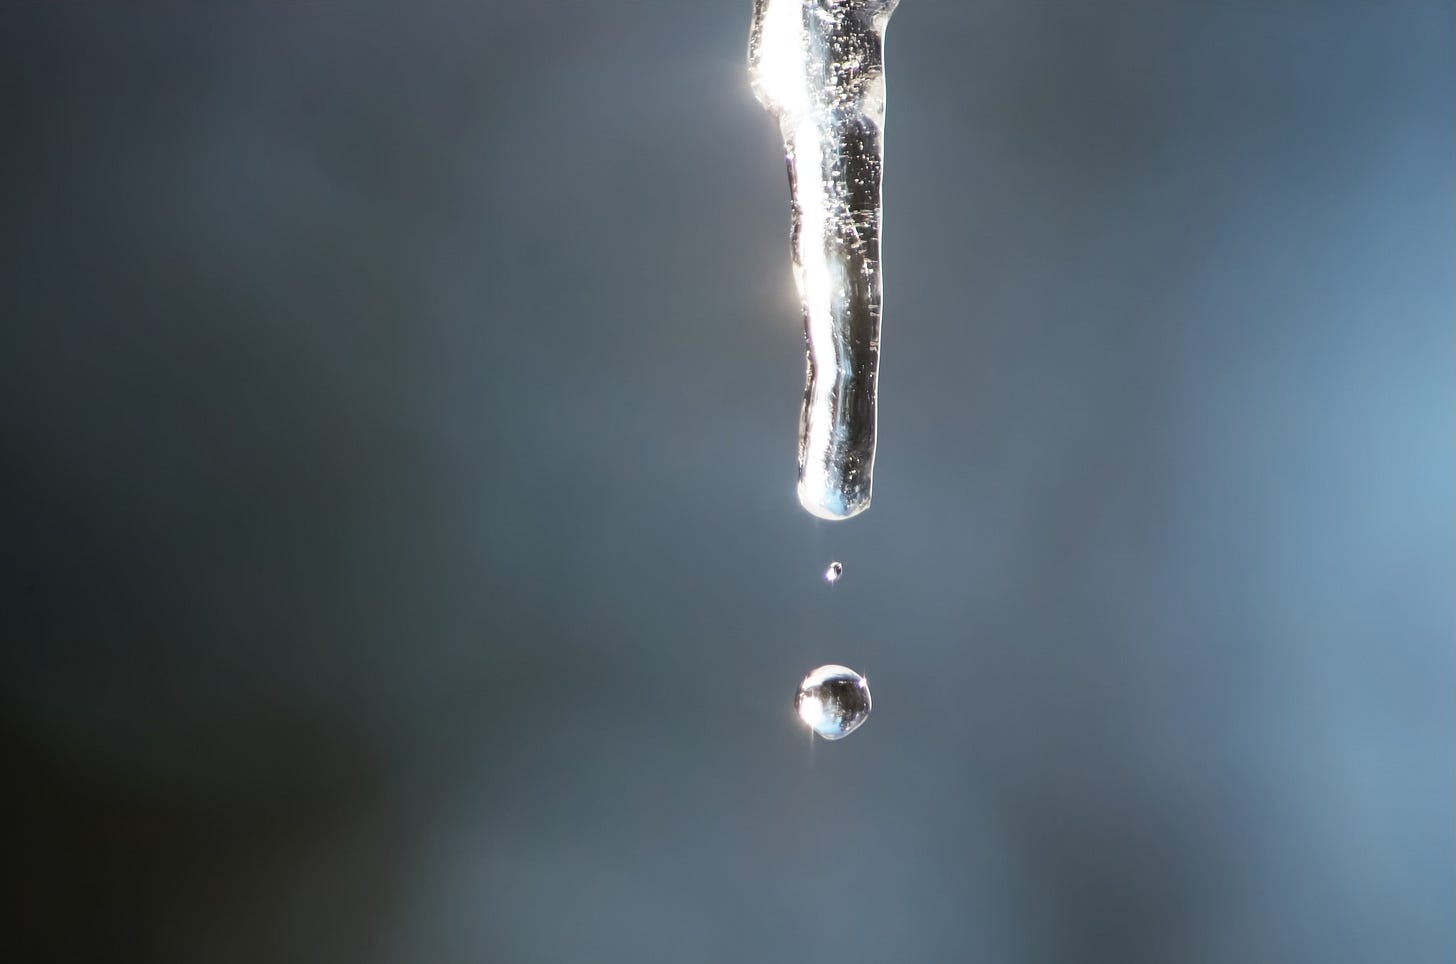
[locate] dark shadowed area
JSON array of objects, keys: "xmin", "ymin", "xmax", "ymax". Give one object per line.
[{"xmin": 4, "ymin": 2, "xmax": 1452, "ymax": 962}]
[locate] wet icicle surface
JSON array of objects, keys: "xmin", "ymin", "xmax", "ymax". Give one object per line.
[{"xmin": 750, "ymin": 0, "xmax": 899, "ymax": 520}]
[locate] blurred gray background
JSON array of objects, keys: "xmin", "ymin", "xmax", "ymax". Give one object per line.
[{"xmin": 4, "ymin": 2, "xmax": 1453, "ymax": 962}]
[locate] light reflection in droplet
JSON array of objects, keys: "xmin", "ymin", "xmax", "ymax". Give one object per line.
[{"xmin": 794, "ymin": 664, "xmax": 871, "ymax": 740}]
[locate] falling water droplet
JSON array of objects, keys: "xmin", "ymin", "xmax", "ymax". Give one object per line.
[
  {"xmin": 795, "ymin": 664, "xmax": 871, "ymax": 740},
  {"xmin": 825, "ymin": 561, "xmax": 844, "ymax": 583}
]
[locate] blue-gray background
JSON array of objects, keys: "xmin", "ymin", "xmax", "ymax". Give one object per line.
[{"xmin": 4, "ymin": 2, "xmax": 1453, "ymax": 962}]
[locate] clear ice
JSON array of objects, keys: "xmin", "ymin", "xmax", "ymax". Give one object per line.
[
  {"xmin": 825, "ymin": 560, "xmax": 844, "ymax": 582},
  {"xmin": 750, "ymin": 0, "xmax": 898, "ymax": 521},
  {"xmin": 795, "ymin": 664, "xmax": 872, "ymax": 740}
]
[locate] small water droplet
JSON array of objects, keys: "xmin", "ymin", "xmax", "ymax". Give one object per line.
[
  {"xmin": 795, "ymin": 664, "xmax": 871, "ymax": 740},
  {"xmin": 824, "ymin": 561, "xmax": 843, "ymax": 583}
]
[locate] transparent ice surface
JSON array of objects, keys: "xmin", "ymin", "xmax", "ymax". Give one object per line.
[
  {"xmin": 750, "ymin": 0, "xmax": 899, "ymax": 520},
  {"xmin": 795, "ymin": 664, "xmax": 872, "ymax": 740}
]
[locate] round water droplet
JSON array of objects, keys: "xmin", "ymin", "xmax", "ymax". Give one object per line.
[
  {"xmin": 795, "ymin": 664, "xmax": 871, "ymax": 740},
  {"xmin": 825, "ymin": 561, "xmax": 844, "ymax": 583}
]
